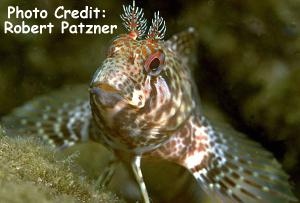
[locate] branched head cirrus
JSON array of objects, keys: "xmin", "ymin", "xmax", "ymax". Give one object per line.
[{"xmin": 89, "ymin": 1, "xmax": 196, "ymax": 154}]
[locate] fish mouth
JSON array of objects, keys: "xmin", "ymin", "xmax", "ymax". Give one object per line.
[{"xmin": 89, "ymin": 83, "xmax": 122, "ymax": 108}]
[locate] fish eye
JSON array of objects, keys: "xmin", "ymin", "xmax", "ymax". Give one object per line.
[{"xmin": 144, "ymin": 50, "xmax": 165, "ymax": 76}]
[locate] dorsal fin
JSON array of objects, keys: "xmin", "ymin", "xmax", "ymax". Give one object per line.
[{"xmin": 165, "ymin": 27, "xmax": 198, "ymax": 69}]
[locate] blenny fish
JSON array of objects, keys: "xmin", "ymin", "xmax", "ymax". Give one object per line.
[{"xmin": 2, "ymin": 1, "xmax": 297, "ymax": 203}]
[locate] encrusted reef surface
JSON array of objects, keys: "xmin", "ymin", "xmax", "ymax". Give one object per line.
[
  {"xmin": 0, "ymin": 125, "xmax": 123, "ymax": 203},
  {"xmin": 0, "ymin": 0, "xmax": 299, "ymax": 201}
]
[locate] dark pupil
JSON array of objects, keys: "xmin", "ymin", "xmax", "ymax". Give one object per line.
[{"xmin": 149, "ymin": 58, "xmax": 160, "ymax": 71}]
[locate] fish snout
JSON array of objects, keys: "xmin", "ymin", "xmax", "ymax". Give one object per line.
[{"xmin": 90, "ymin": 83, "xmax": 122, "ymax": 108}]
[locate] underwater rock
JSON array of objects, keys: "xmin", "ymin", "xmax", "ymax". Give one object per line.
[{"xmin": 0, "ymin": 127, "xmax": 124, "ymax": 203}]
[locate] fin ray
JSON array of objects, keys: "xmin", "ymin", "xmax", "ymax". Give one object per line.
[
  {"xmin": 193, "ymin": 116, "xmax": 298, "ymax": 202},
  {"xmin": 2, "ymin": 85, "xmax": 95, "ymax": 149},
  {"xmin": 149, "ymin": 115, "xmax": 297, "ymax": 202}
]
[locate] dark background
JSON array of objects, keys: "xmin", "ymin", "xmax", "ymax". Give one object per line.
[{"xmin": 0, "ymin": 0, "xmax": 299, "ymax": 201}]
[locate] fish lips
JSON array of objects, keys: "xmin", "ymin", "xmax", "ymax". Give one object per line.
[{"xmin": 89, "ymin": 85, "xmax": 123, "ymax": 108}]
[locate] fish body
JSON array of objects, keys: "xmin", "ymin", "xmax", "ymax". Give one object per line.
[{"xmin": 2, "ymin": 1, "xmax": 297, "ymax": 203}]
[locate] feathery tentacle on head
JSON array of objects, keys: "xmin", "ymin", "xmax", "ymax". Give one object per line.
[
  {"xmin": 120, "ymin": 1, "xmax": 166, "ymax": 40},
  {"xmin": 120, "ymin": 0, "xmax": 147, "ymax": 39},
  {"xmin": 146, "ymin": 11, "xmax": 166, "ymax": 40}
]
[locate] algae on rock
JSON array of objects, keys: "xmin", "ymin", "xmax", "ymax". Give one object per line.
[{"xmin": 0, "ymin": 126, "xmax": 124, "ymax": 203}]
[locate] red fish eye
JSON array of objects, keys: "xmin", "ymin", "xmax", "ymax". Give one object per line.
[{"xmin": 144, "ymin": 51, "xmax": 165, "ymax": 76}]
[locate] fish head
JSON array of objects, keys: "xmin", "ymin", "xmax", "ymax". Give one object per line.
[{"xmin": 89, "ymin": 2, "xmax": 196, "ymax": 153}]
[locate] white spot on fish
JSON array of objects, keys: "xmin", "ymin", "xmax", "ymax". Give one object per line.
[{"xmin": 184, "ymin": 151, "xmax": 205, "ymax": 169}]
